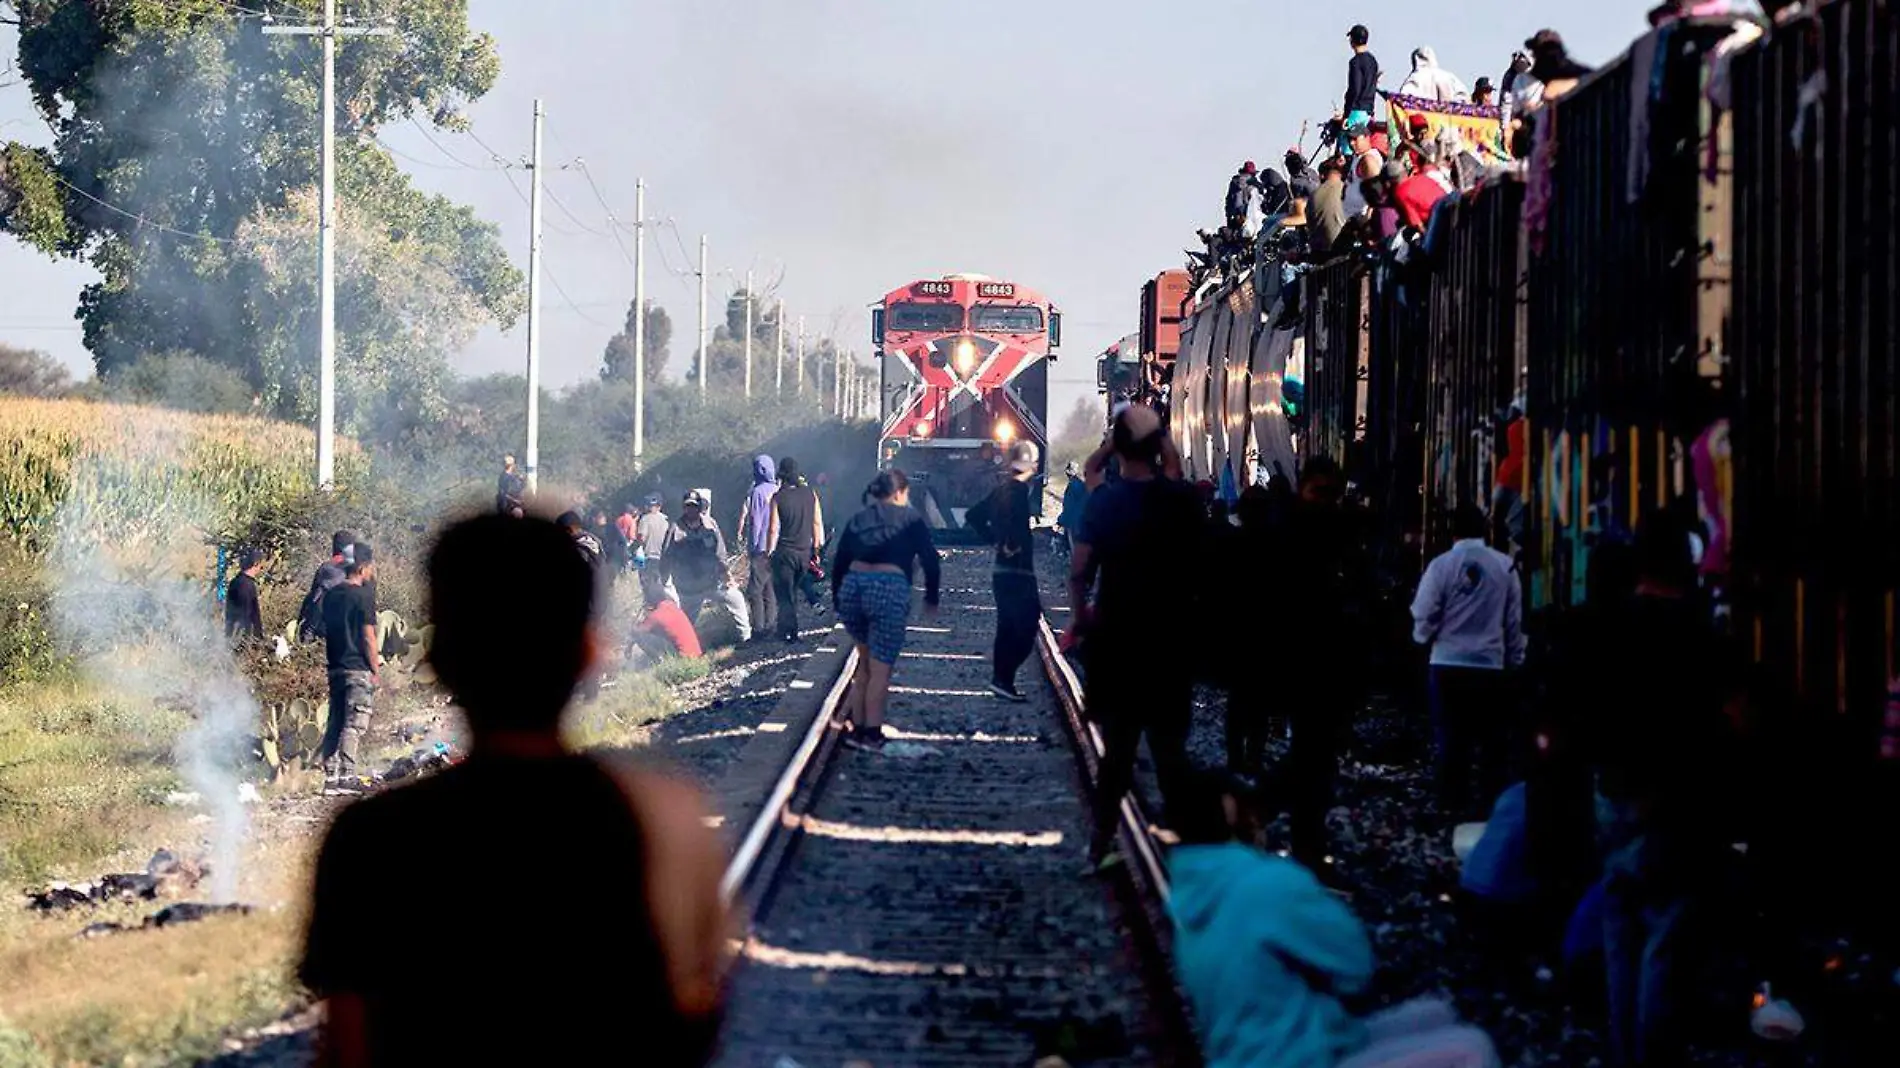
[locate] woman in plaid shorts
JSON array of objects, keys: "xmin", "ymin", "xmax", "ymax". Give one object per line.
[{"xmin": 830, "ymin": 469, "xmax": 942, "ymax": 752}]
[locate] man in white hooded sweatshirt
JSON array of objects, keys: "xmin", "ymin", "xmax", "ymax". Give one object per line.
[{"xmin": 1398, "ymin": 47, "xmax": 1469, "ymax": 101}]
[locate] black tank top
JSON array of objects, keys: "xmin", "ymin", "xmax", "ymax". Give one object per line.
[{"xmin": 774, "ymin": 485, "xmax": 819, "ymax": 555}]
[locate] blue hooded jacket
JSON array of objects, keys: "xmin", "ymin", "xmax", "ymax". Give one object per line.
[
  {"xmin": 744, "ymin": 454, "xmax": 778, "ymax": 555},
  {"xmin": 1169, "ymin": 844, "xmax": 1372, "ymax": 1068}
]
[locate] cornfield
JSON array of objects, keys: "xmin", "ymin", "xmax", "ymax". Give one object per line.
[{"xmin": 0, "ymin": 397, "xmax": 365, "ymax": 552}]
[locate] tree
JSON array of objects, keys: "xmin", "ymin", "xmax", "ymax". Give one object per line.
[
  {"xmin": 93, "ymin": 350, "xmax": 254, "ymax": 414},
  {"xmin": 0, "ymin": 342, "xmax": 72, "ymax": 396},
  {"xmin": 601, "ymin": 299, "xmax": 671, "ymax": 384},
  {"xmin": 0, "ymin": 1, "xmax": 522, "ymax": 432}
]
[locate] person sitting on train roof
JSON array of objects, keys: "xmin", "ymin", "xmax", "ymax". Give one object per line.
[
  {"xmin": 1397, "ymin": 46, "xmax": 1469, "ymax": 102},
  {"xmin": 1286, "ymin": 149, "xmax": 1321, "ymax": 205},
  {"xmin": 1169, "ymin": 774, "xmax": 1501, "ymax": 1068}
]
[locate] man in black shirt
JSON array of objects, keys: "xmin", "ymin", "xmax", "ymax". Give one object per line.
[
  {"xmin": 1344, "ymin": 24, "xmax": 1381, "ymax": 124},
  {"xmin": 768, "ymin": 457, "xmax": 825, "ymax": 643},
  {"xmin": 297, "ymin": 530, "xmax": 354, "ymax": 643},
  {"xmin": 967, "ymin": 442, "xmax": 1041, "ymax": 702},
  {"xmin": 299, "ymin": 515, "xmax": 727, "ymax": 1066},
  {"xmin": 225, "ymin": 549, "xmax": 265, "ymax": 641},
  {"xmin": 1068, "ymin": 406, "xmax": 1205, "ymax": 866},
  {"xmin": 320, "ymin": 544, "xmax": 380, "ymax": 794}
]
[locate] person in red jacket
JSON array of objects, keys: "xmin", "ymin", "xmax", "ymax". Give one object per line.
[
  {"xmin": 627, "ymin": 598, "xmax": 704, "ymax": 670},
  {"xmin": 1395, "ymin": 143, "xmax": 1457, "ymax": 230}
]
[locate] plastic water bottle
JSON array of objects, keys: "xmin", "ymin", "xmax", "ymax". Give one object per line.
[{"xmin": 633, "ymin": 544, "xmax": 648, "ymax": 572}]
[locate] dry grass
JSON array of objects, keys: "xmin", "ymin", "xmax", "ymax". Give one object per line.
[{"xmin": 0, "ymin": 682, "xmax": 188, "ymax": 885}]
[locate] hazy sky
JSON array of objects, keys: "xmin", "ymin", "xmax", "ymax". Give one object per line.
[{"xmin": 0, "ymin": 0, "xmax": 1665, "ymax": 424}]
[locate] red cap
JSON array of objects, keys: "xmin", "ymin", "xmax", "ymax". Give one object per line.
[{"xmin": 1242, "ymin": 160, "xmax": 1257, "ymax": 173}]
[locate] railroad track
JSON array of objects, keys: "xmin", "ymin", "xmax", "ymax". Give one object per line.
[{"xmin": 714, "ymin": 549, "xmax": 1190, "ymax": 1067}]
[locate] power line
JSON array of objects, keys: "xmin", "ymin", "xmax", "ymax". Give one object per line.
[
  {"xmin": 543, "ymin": 176, "xmax": 616, "ymax": 240},
  {"xmin": 407, "ymin": 118, "xmax": 512, "ymax": 171},
  {"xmin": 50, "ymin": 172, "xmax": 241, "ymax": 246}
]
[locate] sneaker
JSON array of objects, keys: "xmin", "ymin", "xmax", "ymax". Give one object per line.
[
  {"xmin": 843, "ymin": 725, "xmax": 886, "ymax": 753},
  {"xmin": 989, "ymin": 682, "xmax": 1029, "ymax": 703}
]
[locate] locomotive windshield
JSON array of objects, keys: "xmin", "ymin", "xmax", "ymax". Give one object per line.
[
  {"xmin": 887, "ymin": 302, "xmax": 965, "ymax": 332},
  {"xmin": 970, "ymin": 304, "xmax": 1045, "ymax": 333}
]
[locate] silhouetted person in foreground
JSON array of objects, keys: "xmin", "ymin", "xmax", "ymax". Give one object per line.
[
  {"xmin": 1068, "ymin": 405, "xmax": 1204, "ymax": 868},
  {"xmin": 967, "ymin": 441, "xmax": 1042, "ymax": 702},
  {"xmin": 301, "ymin": 515, "xmax": 727, "ymax": 1067},
  {"xmin": 225, "ymin": 549, "xmax": 265, "ymax": 641}
]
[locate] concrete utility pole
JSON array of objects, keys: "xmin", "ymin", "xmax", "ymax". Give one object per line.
[
  {"xmin": 775, "ymin": 299, "xmax": 785, "ymax": 396},
  {"xmin": 697, "ymin": 233, "xmax": 709, "ymax": 400},
  {"xmin": 523, "ymin": 100, "xmax": 546, "ymax": 494},
  {"xmin": 834, "ymin": 346, "xmax": 844, "ymax": 415},
  {"xmin": 796, "ymin": 316, "xmax": 806, "ymax": 395},
  {"xmin": 743, "ymin": 269, "xmax": 754, "ymax": 400},
  {"xmin": 632, "ymin": 178, "xmax": 646, "ymax": 469},
  {"xmin": 264, "ymin": 0, "xmax": 393, "ymax": 490}
]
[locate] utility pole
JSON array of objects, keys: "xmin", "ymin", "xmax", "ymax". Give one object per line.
[
  {"xmin": 796, "ymin": 316, "xmax": 806, "ymax": 395},
  {"xmin": 264, "ymin": 0, "xmax": 393, "ymax": 490},
  {"xmin": 697, "ymin": 234, "xmax": 709, "ymax": 400},
  {"xmin": 743, "ymin": 269, "xmax": 754, "ymax": 400},
  {"xmin": 632, "ymin": 178, "xmax": 646, "ymax": 470},
  {"xmin": 834, "ymin": 346, "xmax": 844, "ymax": 415},
  {"xmin": 775, "ymin": 299, "xmax": 785, "ymax": 396},
  {"xmin": 523, "ymin": 100, "xmax": 546, "ymax": 495}
]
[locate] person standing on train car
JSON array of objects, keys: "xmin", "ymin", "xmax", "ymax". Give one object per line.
[
  {"xmin": 1069, "ymin": 405, "xmax": 1205, "ymax": 870},
  {"xmin": 1411, "ymin": 504, "xmax": 1525, "ymax": 821},
  {"xmin": 1342, "ymin": 24, "xmax": 1381, "ymax": 128},
  {"xmin": 967, "ymin": 442, "xmax": 1042, "ymax": 702}
]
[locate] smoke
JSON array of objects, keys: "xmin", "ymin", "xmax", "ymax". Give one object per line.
[{"xmin": 49, "ymin": 482, "xmax": 258, "ymax": 903}]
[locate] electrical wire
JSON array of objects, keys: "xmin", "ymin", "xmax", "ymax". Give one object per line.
[
  {"xmin": 407, "ymin": 118, "xmax": 513, "ymax": 171},
  {"xmin": 543, "ymin": 178, "xmax": 616, "ymax": 240},
  {"xmin": 50, "ymin": 173, "xmax": 242, "ymax": 246}
]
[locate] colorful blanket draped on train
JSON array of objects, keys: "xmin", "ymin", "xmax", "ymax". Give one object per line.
[{"xmin": 1386, "ymin": 93, "xmax": 1510, "ymax": 162}]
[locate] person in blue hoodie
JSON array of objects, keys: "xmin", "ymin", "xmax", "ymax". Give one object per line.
[{"xmin": 1169, "ymin": 776, "xmax": 1500, "ymax": 1068}]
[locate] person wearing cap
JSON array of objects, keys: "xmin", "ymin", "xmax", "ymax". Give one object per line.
[
  {"xmin": 496, "ymin": 455, "xmax": 526, "ymax": 518},
  {"xmin": 660, "ymin": 490, "xmax": 730, "ymax": 625},
  {"xmin": 226, "ymin": 549, "xmax": 265, "ymax": 641},
  {"xmin": 634, "ymin": 493, "xmax": 673, "ymax": 608},
  {"xmin": 320, "ymin": 542, "xmax": 380, "ymax": 794},
  {"xmin": 1342, "ymin": 24, "xmax": 1380, "ymax": 127},
  {"xmin": 1310, "ymin": 155, "xmax": 1350, "ymax": 252},
  {"xmin": 1471, "ymin": 76, "xmax": 1496, "ymax": 107},
  {"xmin": 966, "ymin": 441, "xmax": 1044, "ymax": 702},
  {"xmin": 298, "ymin": 530, "xmax": 357, "ymax": 644},
  {"xmin": 1285, "ymin": 149, "xmax": 1321, "ymax": 205}
]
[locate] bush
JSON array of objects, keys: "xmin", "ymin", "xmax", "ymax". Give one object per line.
[{"xmin": 92, "ymin": 351, "xmax": 255, "ymax": 416}]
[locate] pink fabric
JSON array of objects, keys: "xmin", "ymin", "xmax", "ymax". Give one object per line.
[{"xmin": 1691, "ymin": 419, "xmax": 1731, "ymax": 577}]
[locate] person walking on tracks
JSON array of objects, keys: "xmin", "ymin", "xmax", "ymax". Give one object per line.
[
  {"xmin": 831, "ymin": 469, "xmax": 941, "ymax": 752},
  {"xmin": 1411, "ymin": 504, "xmax": 1525, "ymax": 820},
  {"xmin": 301, "ymin": 515, "xmax": 727, "ymax": 1067},
  {"xmin": 768, "ymin": 456, "xmax": 825, "ymax": 643},
  {"xmin": 736, "ymin": 455, "xmax": 780, "ymax": 642},
  {"xmin": 1067, "ymin": 405, "xmax": 1205, "ymax": 867},
  {"xmin": 319, "ymin": 542, "xmax": 380, "ymax": 795},
  {"xmin": 967, "ymin": 441, "xmax": 1043, "ymax": 702}
]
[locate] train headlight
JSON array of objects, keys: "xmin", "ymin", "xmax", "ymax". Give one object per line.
[
  {"xmin": 996, "ymin": 419, "xmax": 1016, "ymax": 443},
  {"xmin": 955, "ymin": 339, "xmax": 977, "ymax": 374},
  {"xmin": 913, "ymin": 420, "xmax": 933, "ymax": 438}
]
